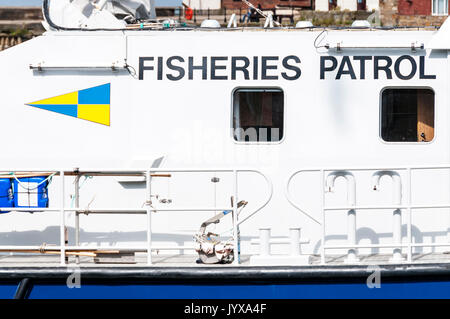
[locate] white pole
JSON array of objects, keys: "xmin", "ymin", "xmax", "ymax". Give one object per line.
[
  {"xmin": 347, "ymin": 209, "xmax": 357, "ymax": 262},
  {"xmin": 326, "ymin": 171, "xmax": 358, "ymax": 263},
  {"xmin": 347, "ymin": 174, "xmax": 357, "ymax": 262},
  {"xmin": 260, "ymin": 228, "xmax": 270, "ymax": 256},
  {"xmin": 74, "ymin": 175, "xmax": 80, "ymax": 265},
  {"xmin": 372, "ymin": 171, "xmax": 404, "ymax": 262},
  {"xmin": 321, "ymin": 170, "xmax": 326, "ymax": 264},
  {"xmin": 227, "ymin": 13, "xmax": 237, "ymax": 28},
  {"xmin": 290, "ymin": 228, "xmax": 300, "ymax": 256},
  {"xmin": 60, "ymin": 171, "xmax": 66, "ymax": 266},
  {"xmin": 407, "ymin": 168, "xmax": 412, "ymax": 262},
  {"xmin": 146, "ymin": 170, "xmax": 152, "ymax": 265},
  {"xmin": 392, "ymin": 173, "xmax": 403, "ymax": 262},
  {"xmin": 232, "ymin": 170, "xmax": 239, "ymax": 265},
  {"xmin": 264, "ymin": 12, "xmax": 274, "ymax": 28}
]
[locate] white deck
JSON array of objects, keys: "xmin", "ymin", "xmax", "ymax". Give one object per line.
[{"xmin": 1, "ymin": 252, "xmax": 450, "ymax": 268}]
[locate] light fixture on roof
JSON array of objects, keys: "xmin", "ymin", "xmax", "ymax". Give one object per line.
[
  {"xmin": 351, "ymin": 20, "xmax": 371, "ymax": 28},
  {"xmin": 295, "ymin": 21, "xmax": 314, "ymax": 28},
  {"xmin": 200, "ymin": 20, "xmax": 221, "ymax": 28}
]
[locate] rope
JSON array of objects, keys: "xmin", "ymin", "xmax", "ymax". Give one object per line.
[
  {"xmin": 70, "ymin": 175, "xmax": 92, "ymax": 208},
  {"xmin": 12, "ymin": 172, "xmax": 56, "ymax": 192},
  {"xmin": 39, "ymin": 242, "xmax": 47, "ymax": 254}
]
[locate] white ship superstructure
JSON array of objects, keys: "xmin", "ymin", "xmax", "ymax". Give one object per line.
[{"xmin": 0, "ymin": 0, "xmax": 449, "ymax": 272}]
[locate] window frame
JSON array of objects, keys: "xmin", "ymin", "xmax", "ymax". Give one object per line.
[
  {"xmin": 432, "ymin": 0, "xmax": 449, "ymax": 16},
  {"xmin": 231, "ymin": 87, "xmax": 286, "ymax": 145},
  {"xmin": 379, "ymin": 86, "xmax": 436, "ymax": 145}
]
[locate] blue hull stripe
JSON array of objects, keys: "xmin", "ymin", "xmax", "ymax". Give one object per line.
[{"xmin": 0, "ymin": 281, "xmax": 442, "ymax": 299}]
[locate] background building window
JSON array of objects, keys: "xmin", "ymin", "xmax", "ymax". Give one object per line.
[
  {"xmin": 381, "ymin": 88, "xmax": 435, "ymax": 142},
  {"xmin": 433, "ymin": 0, "xmax": 448, "ymax": 15},
  {"xmin": 233, "ymin": 88, "xmax": 284, "ymax": 142}
]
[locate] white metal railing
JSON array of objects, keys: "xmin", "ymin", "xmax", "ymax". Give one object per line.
[
  {"xmin": 0, "ymin": 168, "xmax": 273, "ymax": 266},
  {"xmin": 286, "ymin": 165, "xmax": 450, "ymax": 264}
]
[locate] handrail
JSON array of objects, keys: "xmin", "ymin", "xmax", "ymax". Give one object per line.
[
  {"xmin": 286, "ymin": 165, "xmax": 450, "ymax": 264},
  {"xmin": 285, "ymin": 169, "xmax": 322, "ymax": 225},
  {"xmin": 0, "ymin": 167, "xmax": 273, "ymax": 266},
  {"xmin": 236, "ymin": 169, "xmax": 273, "ymax": 227},
  {"xmin": 326, "ymin": 170, "xmax": 358, "ymax": 263},
  {"xmin": 286, "ymin": 164, "xmax": 450, "ymax": 220}
]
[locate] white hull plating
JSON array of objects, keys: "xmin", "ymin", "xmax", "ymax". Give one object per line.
[{"xmin": 0, "ymin": 23, "xmax": 449, "ymax": 266}]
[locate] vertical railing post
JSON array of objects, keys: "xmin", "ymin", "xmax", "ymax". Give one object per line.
[
  {"xmin": 320, "ymin": 169, "xmax": 326, "ymax": 264},
  {"xmin": 232, "ymin": 170, "xmax": 240, "ymax": 265},
  {"xmin": 259, "ymin": 228, "xmax": 270, "ymax": 256},
  {"xmin": 392, "ymin": 174, "xmax": 403, "ymax": 262},
  {"xmin": 146, "ymin": 170, "xmax": 152, "ymax": 265},
  {"xmin": 372, "ymin": 171, "xmax": 404, "ymax": 262},
  {"xmin": 347, "ymin": 208, "xmax": 357, "ymax": 262},
  {"xmin": 346, "ymin": 175, "xmax": 357, "ymax": 263},
  {"xmin": 326, "ymin": 171, "xmax": 358, "ymax": 263},
  {"xmin": 290, "ymin": 228, "xmax": 301, "ymax": 256},
  {"xmin": 74, "ymin": 175, "xmax": 80, "ymax": 265},
  {"xmin": 407, "ymin": 168, "xmax": 412, "ymax": 262},
  {"xmin": 60, "ymin": 170, "xmax": 66, "ymax": 266}
]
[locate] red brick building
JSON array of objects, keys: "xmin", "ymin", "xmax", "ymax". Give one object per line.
[
  {"xmin": 380, "ymin": 0, "xmax": 448, "ymax": 26},
  {"xmin": 221, "ymin": 0, "xmax": 312, "ymax": 9},
  {"xmin": 398, "ymin": 0, "xmax": 448, "ymax": 15}
]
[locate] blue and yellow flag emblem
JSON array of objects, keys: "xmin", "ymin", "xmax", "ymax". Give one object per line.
[{"xmin": 26, "ymin": 83, "xmax": 110, "ymax": 126}]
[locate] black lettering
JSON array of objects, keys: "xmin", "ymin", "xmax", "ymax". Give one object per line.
[
  {"xmin": 253, "ymin": 56, "xmax": 258, "ymax": 80},
  {"xmin": 281, "ymin": 55, "xmax": 301, "ymax": 80},
  {"xmin": 188, "ymin": 56, "xmax": 207, "ymax": 80},
  {"xmin": 231, "ymin": 57, "xmax": 250, "ymax": 80},
  {"xmin": 320, "ymin": 56, "xmax": 337, "ymax": 80},
  {"xmin": 353, "ymin": 56, "xmax": 372, "ymax": 79},
  {"xmin": 157, "ymin": 57, "xmax": 163, "ymax": 80},
  {"xmin": 166, "ymin": 56, "xmax": 185, "ymax": 81},
  {"xmin": 394, "ymin": 55, "xmax": 417, "ymax": 80},
  {"xmin": 374, "ymin": 56, "xmax": 392, "ymax": 80},
  {"xmin": 262, "ymin": 56, "xmax": 279, "ymax": 80},
  {"xmin": 139, "ymin": 57, "xmax": 154, "ymax": 80},
  {"xmin": 419, "ymin": 56, "xmax": 436, "ymax": 79},
  {"xmin": 336, "ymin": 56, "xmax": 356, "ymax": 80},
  {"xmin": 211, "ymin": 56, "xmax": 228, "ymax": 80}
]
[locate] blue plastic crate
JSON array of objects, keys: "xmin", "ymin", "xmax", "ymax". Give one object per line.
[
  {"xmin": 0, "ymin": 178, "xmax": 13, "ymax": 213},
  {"xmin": 13, "ymin": 176, "xmax": 49, "ymax": 209}
]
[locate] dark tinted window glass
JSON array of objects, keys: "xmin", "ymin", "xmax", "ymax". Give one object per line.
[
  {"xmin": 381, "ymin": 89, "xmax": 434, "ymax": 142},
  {"xmin": 233, "ymin": 88, "xmax": 284, "ymax": 142}
]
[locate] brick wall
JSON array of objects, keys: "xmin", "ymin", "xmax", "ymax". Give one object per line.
[
  {"xmin": 0, "ymin": 7, "xmax": 42, "ymax": 20},
  {"xmin": 221, "ymin": 0, "xmax": 312, "ymax": 9},
  {"xmin": 398, "ymin": 0, "xmax": 431, "ymax": 15},
  {"xmin": 380, "ymin": 0, "xmax": 447, "ymax": 26},
  {"xmin": 0, "ymin": 7, "xmax": 44, "ymax": 34},
  {"xmin": 395, "ymin": 14, "xmax": 447, "ymax": 25}
]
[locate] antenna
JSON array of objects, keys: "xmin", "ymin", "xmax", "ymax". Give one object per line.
[{"xmin": 241, "ymin": 0, "xmax": 282, "ymax": 27}]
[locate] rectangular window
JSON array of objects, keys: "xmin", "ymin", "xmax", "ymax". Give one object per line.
[
  {"xmin": 433, "ymin": 0, "xmax": 448, "ymax": 15},
  {"xmin": 233, "ymin": 88, "xmax": 284, "ymax": 142},
  {"xmin": 381, "ymin": 88, "xmax": 435, "ymax": 142}
]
